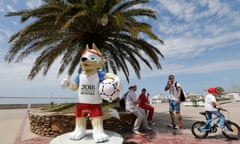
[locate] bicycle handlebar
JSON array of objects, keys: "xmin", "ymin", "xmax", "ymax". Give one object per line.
[{"xmin": 218, "ymin": 108, "xmax": 227, "ymax": 112}]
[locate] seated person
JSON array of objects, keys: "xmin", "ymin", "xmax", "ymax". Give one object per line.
[
  {"xmin": 138, "ymin": 88, "xmax": 155, "ymax": 125},
  {"xmin": 125, "ymin": 85, "xmax": 152, "ymax": 135}
]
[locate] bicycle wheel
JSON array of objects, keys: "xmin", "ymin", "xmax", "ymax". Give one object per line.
[
  {"xmin": 191, "ymin": 121, "xmax": 208, "ymax": 138},
  {"xmin": 223, "ymin": 120, "xmax": 240, "ymax": 139}
]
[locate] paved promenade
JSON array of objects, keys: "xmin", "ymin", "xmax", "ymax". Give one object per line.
[{"xmin": 0, "ymin": 102, "xmax": 239, "ymax": 144}]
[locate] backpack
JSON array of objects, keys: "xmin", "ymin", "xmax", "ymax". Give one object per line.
[{"xmin": 175, "ymin": 82, "xmax": 186, "ymax": 102}]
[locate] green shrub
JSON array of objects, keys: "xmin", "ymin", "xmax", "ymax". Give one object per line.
[{"xmin": 41, "ymin": 103, "xmax": 75, "ymax": 113}]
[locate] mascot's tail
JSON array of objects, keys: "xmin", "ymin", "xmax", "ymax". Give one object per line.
[
  {"xmin": 102, "ymin": 101, "xmax": 120, "ymax": 120},
  {"xmin": 103, "ymin": 108, "xmax": 120, "ymax": 120}
]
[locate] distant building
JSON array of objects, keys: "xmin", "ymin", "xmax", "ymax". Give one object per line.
[
  {"xmin": 224, "ymin": 92, "xmax": 240, "ymax": 101},
  {"xmin": 149, "ymin": 94, "xmax": 166, "ymax": 104}
]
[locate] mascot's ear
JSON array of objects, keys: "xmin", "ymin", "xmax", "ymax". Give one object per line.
[
  {"xmin": 86, "ymin": 44, "xmax": 89, "ymax": 50},
  {"xmin": 92, "ymin": 43, "xmax": 103, "ymax": 57},
  {"xmin": 92, "ymin": 43, "xmax": 98, "ymax": 50}
]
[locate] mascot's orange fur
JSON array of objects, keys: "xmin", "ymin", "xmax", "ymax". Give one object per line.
[{"xmin": 61, "ymin": 43, "xmax": 121, "ymax": 143}]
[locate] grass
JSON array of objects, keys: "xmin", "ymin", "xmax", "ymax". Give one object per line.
[
  {"xmin": 41, "ymin": 103, "xmax": 75, "ymax": 113},
  {"xmin": 41, "ymin": 101, "xmax": 119, "ymax": 114}
]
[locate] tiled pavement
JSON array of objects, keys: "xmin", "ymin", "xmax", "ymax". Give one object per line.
[
  {"xmin": 123, "ymin": 128, "xmax": 240, "ymax": 144},
  {"xmin": 18, "ymin": 137, "xmax": 52, "ymax": 144},
  {"xmin": 1, "ymin": 102, "xmax": 239, "ymax": 144},
  {"xmin": 18, "ymin": 128, "xmax": 240, "ymax": 144}
]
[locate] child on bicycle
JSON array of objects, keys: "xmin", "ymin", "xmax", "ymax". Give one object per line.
[{"xmin": 204, "ymin": 87, "xmax": 225, "ymax": 131}]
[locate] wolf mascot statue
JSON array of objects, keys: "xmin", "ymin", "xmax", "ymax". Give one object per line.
[{"xmin": 61, "ymin": 43, "xmax": 121, "ymax": 143}]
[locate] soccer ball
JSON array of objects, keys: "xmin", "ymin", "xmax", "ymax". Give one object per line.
[{"xmin": 99, "ymin": 78, "xmax": 121, "ymax": 102}]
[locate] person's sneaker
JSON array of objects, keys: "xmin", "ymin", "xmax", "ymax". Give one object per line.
[
  {"xmin": 174, "ymin": 125, "xmax": 183, "ymax": 129},
  {"xmin": 144, "ymin": 126, "xmax": 152, "ymax": 130},
  {"xmin": 222, "ymin": 127, "xmax": 226, "ymax": 132},
  {"xmin": 167, "ymin": 124, "xmax": 175, "ymax": 128},
  {"xmin": 174, "ymin": 125, "xmax": 180, "ymax": 129},
  {"xmin": 132, "ymin": 130, "xmax": 146, "ymax": 135},
  {"xmin": 148, "ymin": 121, "xmax": 155, "ymax": 126}
]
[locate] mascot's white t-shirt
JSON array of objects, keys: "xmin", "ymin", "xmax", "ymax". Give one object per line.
[{"xmin": 77, "ymin": 73, "xmax": 102, "ymax": 104}]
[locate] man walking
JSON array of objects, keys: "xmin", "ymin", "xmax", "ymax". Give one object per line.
[{"xmin": 164, "ymin": 74, "xmax": 183, "ymax": 129}]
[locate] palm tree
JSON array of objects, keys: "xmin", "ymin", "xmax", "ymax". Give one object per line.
[{"xmin": 5, "ymin": 0, "xmax": 164, "ymax": 82}]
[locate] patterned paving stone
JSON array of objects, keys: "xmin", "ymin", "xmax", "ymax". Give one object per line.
[{"xmin": 17, "ymin": 127, "xmax": 240, "ymax": 144}]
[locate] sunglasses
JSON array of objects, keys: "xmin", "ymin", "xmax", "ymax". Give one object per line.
[{"xmin": 169, "ymin": 77, "xmax": 174, "ymax": 80}]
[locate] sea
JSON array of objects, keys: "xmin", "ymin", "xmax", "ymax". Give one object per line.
[{"xmin": 0, "ymin": 96, "xmax": 76, "ymax": 105}]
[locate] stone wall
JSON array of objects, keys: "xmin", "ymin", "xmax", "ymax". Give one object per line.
[{"xmin": 28, "ymin": 109, "xmax": 136, "ymax": 137}]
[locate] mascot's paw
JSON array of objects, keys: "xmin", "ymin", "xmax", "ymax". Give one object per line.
[
  {"xmin": 93, "ymin": 128, "xmax": 109, "ymax": 143},
  {"xmin": 60, "ymin": 75, "xmax": 70, "ymax": 88},
  {"xmin": 68, "ymin": 128, "xmax": 86, "ymax": 140}
]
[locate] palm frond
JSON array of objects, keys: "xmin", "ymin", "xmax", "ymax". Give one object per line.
[{"xmin": 5, "ymin": 0, "xmax": 164, "ymax": 82}]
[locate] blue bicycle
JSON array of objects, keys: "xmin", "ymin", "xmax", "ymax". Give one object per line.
[{"xmin": 191, "ymin": 109, "xmax": 240, "ymax": 139}]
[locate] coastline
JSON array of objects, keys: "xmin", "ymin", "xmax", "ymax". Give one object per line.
[
  {"xmin": 0, "ymin": 104, "xmax": 51, "ymax": 109},
  {"xmin": 0, "ymin": 100, "xmax": 232, "ymax": 109}
]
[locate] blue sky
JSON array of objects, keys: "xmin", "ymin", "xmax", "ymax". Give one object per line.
[{"xmin": 0, "ymin": 0, "xmax": 240, "ymax": 98}]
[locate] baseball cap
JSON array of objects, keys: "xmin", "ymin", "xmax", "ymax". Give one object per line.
[
  {"xmin": 128, "ymin": 84, "xmax": 137, "ymax": 89},
  {"xmin": 208, "ymin": 87, "xmax": 216, "ymax": 93}
]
